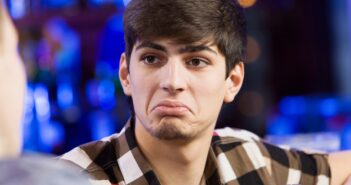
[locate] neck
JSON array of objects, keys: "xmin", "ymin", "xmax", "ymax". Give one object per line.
[{"xmin": 135, "ymin": 119, "xmax": 214, "ymax": 185}]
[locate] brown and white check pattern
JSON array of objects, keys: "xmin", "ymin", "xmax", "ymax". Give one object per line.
[{"xmin": 61, "ymin": 118, "xmax": 330, "ymax": 185}]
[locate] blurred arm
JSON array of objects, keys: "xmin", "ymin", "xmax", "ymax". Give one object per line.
[{"xmin": 0, "ymin": 2, "xmax": 26, "ymax": 158}]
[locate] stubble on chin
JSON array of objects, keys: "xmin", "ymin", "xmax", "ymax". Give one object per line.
[{"xmin": 145, "ymin": 118, "xmax": 196, "ymax": 140}]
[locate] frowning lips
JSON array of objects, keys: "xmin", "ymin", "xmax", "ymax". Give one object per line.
[{"xmin": 152, "ymin": 100, "xmax": 192, "ymax": 116}]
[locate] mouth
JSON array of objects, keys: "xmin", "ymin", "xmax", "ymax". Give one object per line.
[{"xmin": 152, "ymin": 100, "xmax": 191, "ymax": 116}]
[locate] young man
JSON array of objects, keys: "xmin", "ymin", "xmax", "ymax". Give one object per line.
[
  {"xmin": 0, "ymin": 1, "xmax": 26, "ymax": 159},
  {"xmin": 62, "ymin": 0, "xmax": 351, "ymax": 184}
]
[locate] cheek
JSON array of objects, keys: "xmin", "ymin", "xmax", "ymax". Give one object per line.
[
  {"xmin": 129, "ymin": 72, "xmax": 157, "ymax": 112},
  {"xmin": 197, "ymin": 73, "xmax": 226, "ymax": 96},
  {"xmin": 193, "ymin": 78, "xmax": 226, "ymax": 112}
]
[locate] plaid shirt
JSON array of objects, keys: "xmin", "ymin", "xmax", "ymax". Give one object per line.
[{"xmin": 61, "ymin": 118, "xmax": 330, "ymax": 185}]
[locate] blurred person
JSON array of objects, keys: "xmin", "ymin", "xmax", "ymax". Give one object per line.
[
  {"xmin": 0, "ymin": 3, "xmax": 92, "ymax": 185},
  {"xmin": 57, "ymin": 0, "xmax": 351, "ymax": 185},
  {"xmin": 0, "ymin": 154, "xmax": 91, "ymax": 185},
  {"xmin": 0, "ymin": 0, "xmax": 26, "ymax": 159}
]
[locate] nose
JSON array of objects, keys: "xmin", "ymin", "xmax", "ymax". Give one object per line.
[{"xmin": 160, "ymin": 60, "xmax": 187, "ymax": 94}]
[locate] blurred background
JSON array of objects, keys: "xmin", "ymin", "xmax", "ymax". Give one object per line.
[{"xmin": 4, "ymin": 0, "xmax": 351, "ymax": 154}]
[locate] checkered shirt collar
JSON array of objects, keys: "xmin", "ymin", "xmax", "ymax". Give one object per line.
[{"xmin": 111, "ymin": 118, "xmax": 222, "ymax": 185}]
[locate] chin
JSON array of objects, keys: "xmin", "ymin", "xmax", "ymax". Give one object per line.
[{"xmin": 147, "ymin": 117, "xmax": 196, "ymax": 140}]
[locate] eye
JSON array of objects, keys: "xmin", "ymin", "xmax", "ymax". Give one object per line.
[
  {"xmin": 186, "ymin": 58, "xmax": 209, "ymax": 68},
  {"xmin": 141, "ymin": 55, "xmax": 160, "ymax": 65}
]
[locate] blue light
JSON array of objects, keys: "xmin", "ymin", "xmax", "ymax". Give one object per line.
[
  {"xmin": 123, "ymin": 0, "xmax": 131, "ymax": 6},
  {"xmin": 95, "ymin": 62, "xmax": 115, "ymax": 79},
  {"xmin": 85, "ymin": 79, "xmax": 116, "ymax": 108},
  {"xmin": 8, "ymin": 0, "xmax": 26, "ymax": 19},
  {"xmin": 38, "ymin": 121, "xmax": 65, "ymax": 153},
  {"xmin": 107, "ymin": 14, "xmax": 123, "ymax": 31},
  {"xmin": 22, "ymin": 85, "xmax": 36, "ymax": 151},
  {"xmin": 320, "ymin": 98, "xmax": 339, "ymax": 117},
  {"xmin": 97, "ymin": 79, "xmax": 116, "ymax": 109},
  {"xmin": 44, "ymin": 0, "xmax": 76, "ymax": 8},
  {"xmin": 86, "ymin": 80, "xmax": 99, "ymax": 106},
  {"xmin": 279, "ymin": 96, "xmax": 306, "ymax": 116},
  {"xmin": 341, "ymin": 123, "xmax": 351, "ymax": 150},
  {"xmin": 267, "ymin": 116, "xmax": 296, "ymax": 135},
  {"xmin": 97, "ymin": 14, "xmax": 124, "ymax": 71},
  {"xmin": 57, "ymin": 83, "xmax": 74, "ymax": 109},
  {"xmin": 90, "ymin": 112, "xmax": 116, "ymax": 140},
  {"xmin": 33, "ymin": 84, "xmax": 51, "ymax": 123},
  {"xmin": 88, "ymin": 0, "xmax": 123, "ymax": 6},
  {"xmin": 23, "ymin": 85, "xmax": 34, "ymax": 124}
]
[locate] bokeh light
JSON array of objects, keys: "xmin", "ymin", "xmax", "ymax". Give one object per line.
[
  {"xmin": 246, "ymin": 36, "xmax": 261, "ymax": 63},
  {"xmin": 237, "ymin": 0, "xmax": 256, "ymax": 8}
]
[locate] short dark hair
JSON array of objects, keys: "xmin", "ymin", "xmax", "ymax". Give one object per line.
[{"xmin": 123, "ymin": 0, "xmax": 247, "ymax": 77}]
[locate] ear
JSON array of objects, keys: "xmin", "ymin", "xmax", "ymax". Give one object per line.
[
  {"xmin": 224, "ymin": 62, "xmax": 244, "ymax": 103},
  {"xmin": 119, "ymin": 53, "xmax": 132, "ymax": 96}
]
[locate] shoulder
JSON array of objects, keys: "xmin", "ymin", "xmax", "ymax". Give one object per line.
[
  {"xmin": 212, "ymin": 127, "xmax": 266, "ymax": 163},
  {"xmin": 212, "ymin": 127, "xmax": 265, "ymax": 157},
  {"xmin": 212, "ymin": 128, "xmax": 331, "ymax": 185},
  {"xmin": 214, "ymin": 127, "xmax": 261, "ymax": 142}
]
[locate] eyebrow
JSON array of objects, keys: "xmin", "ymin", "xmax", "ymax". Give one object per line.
[
  {"xmin": 135, "ymin": 41, "xmax": 167, "ymax": 53},
  {"xmin": 135, "ymin": 41, "xmax": 217, "ymax": 55},
  {"xmin": 179, "ymin": 45, "xmax": 217, "ymax": 55}
]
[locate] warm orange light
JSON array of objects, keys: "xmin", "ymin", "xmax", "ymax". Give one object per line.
[
  {"xmin": 238, "ymin": 0, "xmax": 257, "ymax": 8},
  {"xmin": 247, "ymin": 36, "xmax": 261, "ymax": 63}
]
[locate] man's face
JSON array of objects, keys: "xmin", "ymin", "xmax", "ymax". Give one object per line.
[{"xmin": 119, "ymin": 39, "xmax": 243, "ymax": 140}]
